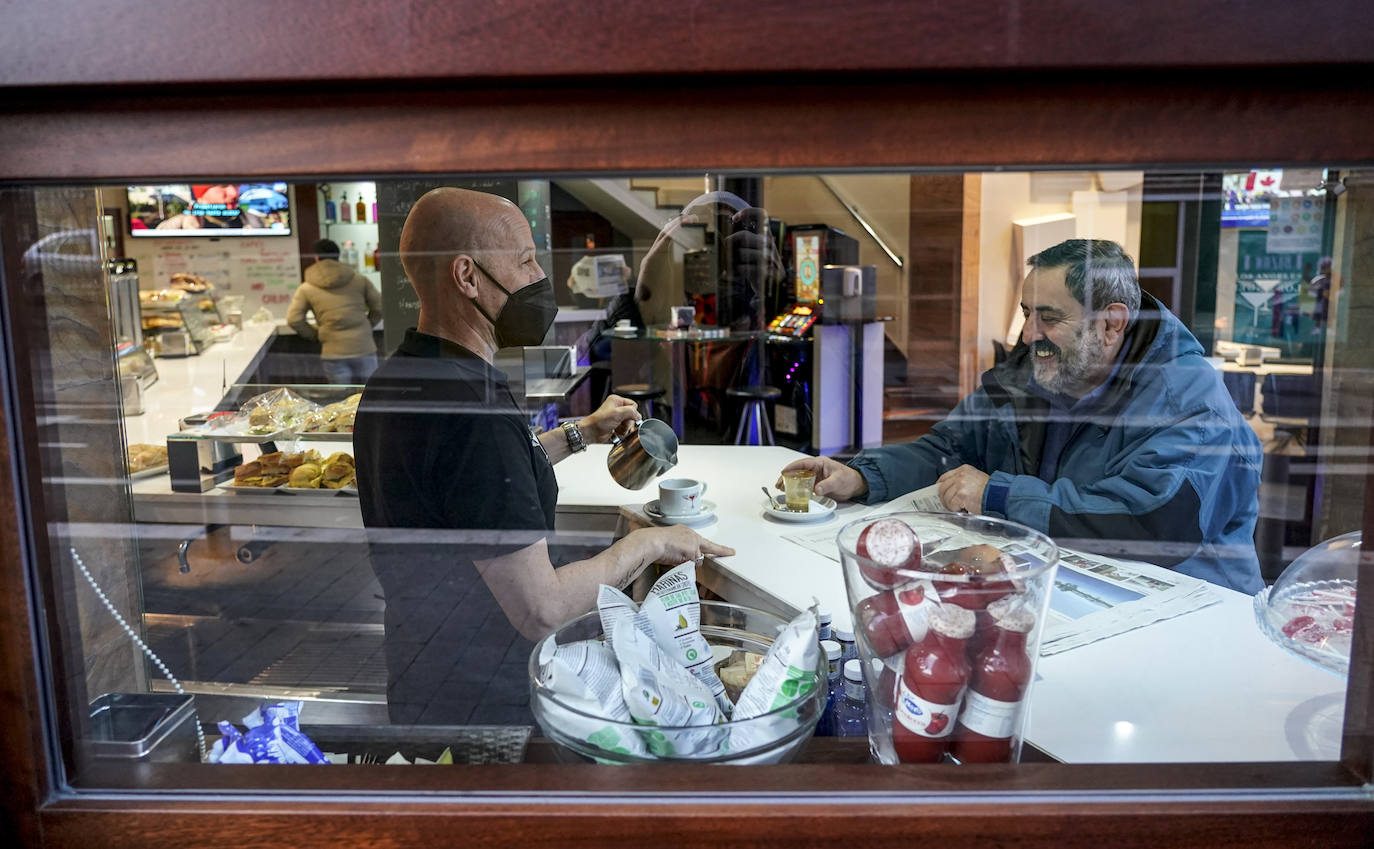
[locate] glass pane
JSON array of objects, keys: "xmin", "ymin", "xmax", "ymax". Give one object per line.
[{"xmin": 1, "ymin": 165, "xmax": 1364, "ymax": 790}]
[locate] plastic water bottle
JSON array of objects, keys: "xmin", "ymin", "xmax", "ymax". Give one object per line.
[
  {"xmin": 816, "ymin": 639, "xmax": 842, "ymax": 736},
  {"xmin": 833, "ymin": 625, "xmax": 857, "ymax": 665},
  {"xmin": 835, "ymin": 659, "xmax": 868, "ymax": 738}
]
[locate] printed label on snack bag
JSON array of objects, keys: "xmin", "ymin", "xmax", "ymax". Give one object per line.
[
  {"xmin": 957, "ymin": 690, "xmax": 1021, "ymax": 739},
  {"xmin": 895, "ymin": 680, "xmax": 960, "ymax": 738}
]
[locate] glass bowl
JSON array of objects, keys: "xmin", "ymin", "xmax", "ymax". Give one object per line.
[
  {"xmin": 1254, "ymin": 531, "xmax": 1360, "ymax": 676},
  {"xmin": 835, "ymin": 511, "xmax": 1059, "ymax": 765},
  {"xmin": 529, "ymin": 600, "xmax": 825, "ymax": 765}
]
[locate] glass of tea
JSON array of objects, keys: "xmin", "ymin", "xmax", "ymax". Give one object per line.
[{"xmin": 781, "ymin": 468, "xmax": 816, "ymax": 512}]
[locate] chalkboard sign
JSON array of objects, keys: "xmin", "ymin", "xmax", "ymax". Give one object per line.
[{"xmin": 375, "ymin": 179, "xmax": 518, "ymax": 353}]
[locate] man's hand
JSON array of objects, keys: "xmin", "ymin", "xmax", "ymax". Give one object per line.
[
  {"xmin": 775, "ymin": 456, "xmax": 868, "ymax": 502},
  {"xmin": 580, "ymin": 394, "xmax": 641, "ymax": 443},
  {"xmin": 937, "ymin": 464, "xmax": 990, "ymax": 514},
  {"xmin": 637, "ymin": 524, "xmax": 735, "ymax": 566}
]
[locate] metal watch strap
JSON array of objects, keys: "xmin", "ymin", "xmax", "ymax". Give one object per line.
[{"xmin": 561, "ymin": 420, "xmax": 587, "ymax": 453}]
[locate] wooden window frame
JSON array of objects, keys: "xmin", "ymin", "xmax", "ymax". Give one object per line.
[{"xmin": 2, "ymin": 3, "xmax": 1373, "ymax": 847}]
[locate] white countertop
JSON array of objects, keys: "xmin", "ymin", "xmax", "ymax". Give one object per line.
[
  {"xmin": 132, "ymin": 437, "xmax": 1347, "ymax": 764},
  {"xmin": 554, "ymin": 444, "xmax": 863, "ymax": 632},
  {"xmin": 557, "ymin": 444, "xmax": 1347, "ymax": 764},
  {"xmin": 124, "ymin": 321, "xmax": 280, "ymax": 447}
]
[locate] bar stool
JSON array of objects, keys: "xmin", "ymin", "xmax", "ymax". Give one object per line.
[
  {"xmin": 726, "ymin": 385, "xmax": 780, "ymax": 446},
  {"xmin": 613, "ymin": 383, "xmax": 666, "ymax": 421}
]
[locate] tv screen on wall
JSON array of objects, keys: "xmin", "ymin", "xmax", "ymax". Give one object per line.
[{"xmin": 127, "ymin": 183, "xmax": 291, "ymax": 237}]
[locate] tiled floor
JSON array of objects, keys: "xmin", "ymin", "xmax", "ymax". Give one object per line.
[{"xmin": 139, "ymin": 528, "xmax": 388, "ymax": 699}]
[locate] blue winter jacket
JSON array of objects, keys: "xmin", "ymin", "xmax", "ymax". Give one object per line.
[{"xmin": 848, "ymin": 297, "xmax": 1264, "ymax": 593}]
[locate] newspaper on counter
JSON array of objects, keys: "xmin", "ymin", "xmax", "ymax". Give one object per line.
[
  {"xmin": 1035, "ymin": 548, "xmax": 1218, "ymax": 654},
  {"xmin": 782, "ymin": 484, "xmax": 1219, "ymax": 655},
  {"xmin": 782, "ymin": 483, "xmax": 963, "ymax": 561}
]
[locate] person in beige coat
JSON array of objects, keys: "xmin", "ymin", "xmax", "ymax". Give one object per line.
[{"xmin": 288, "ymin": 239, "xmax": 384, "ymax": 384}]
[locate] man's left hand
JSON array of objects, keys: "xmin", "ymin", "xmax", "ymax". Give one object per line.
[
  {"xmin": 580, "ymin": 394, "xmax": 642, "ymax": 443},
  {"xmin": 937, "ymin": 464, "xmax": 990, "ymax": 514}
]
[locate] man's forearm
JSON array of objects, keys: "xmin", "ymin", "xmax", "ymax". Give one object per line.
[
  {"xmin": 538, "ymin": 417, "xmax": 592, "ymax": 466},
  {"xmin": 542, "ymin": 532, "xmax": 656, "ymax": 630}
]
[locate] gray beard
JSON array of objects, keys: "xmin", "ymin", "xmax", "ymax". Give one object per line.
[{"xmin": 1033, "ymin": 325, "xmax": 1104, "ymax": 397}]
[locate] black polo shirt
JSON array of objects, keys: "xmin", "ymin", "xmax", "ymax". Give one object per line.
[{"xmin": 353, "ymin": 329, "xmax": 558, "ymax": 726}]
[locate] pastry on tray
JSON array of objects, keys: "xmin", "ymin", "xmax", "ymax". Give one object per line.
[
  {"xmin": 288, "ymin": 462, "xmax": 323, "ymax": 488},
  {"xmin": 126, "ymin": 443, "xmax": 168, "ymax": 473},
  {"xmin": 320, "ymin": 452, "xmax": 356, "ymax": 489}
]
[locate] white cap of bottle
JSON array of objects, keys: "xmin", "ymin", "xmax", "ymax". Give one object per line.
[
  {"xmin": 820, "ymin": 639, "xmax": 842, "ymax": 660},
  {"xmin": 832, "ymin": 625, "xmax": 855, "ymax": 642},
  {"xmin": 843, "ymin": 658, "xmax": 865, "ymax": 682}
]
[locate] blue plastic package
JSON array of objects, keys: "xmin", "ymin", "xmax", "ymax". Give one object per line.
[{"xmin": 209, "ymin": 701, "xmax": 328, "ymax": 764}]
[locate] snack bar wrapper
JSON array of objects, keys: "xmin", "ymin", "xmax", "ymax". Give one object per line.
[
  {"xmin": 598, "ymin": 562, "xmax": 733, "ymax": 714},
  {"xmin": 612, "ymin": 619, "xmax": 727, "ymax": 758},
  {"xmin": 537, "ymin": 638, "xmax": 650, "ymax": 761},
  {"xmin": 723, "ymin": 607, "xmax": 821, "ymax": 762},
  {"xmin": 209, "ymin": 701, "xmax": 329, "ymax": 764}
]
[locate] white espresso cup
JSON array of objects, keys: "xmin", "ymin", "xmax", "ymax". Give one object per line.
[{"xmin": 658, "ymin": 477, "xmax": 707, "ymax": 516}]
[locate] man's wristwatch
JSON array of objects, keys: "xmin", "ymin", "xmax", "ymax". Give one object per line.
[{"xmin": 561, "ymin": 420, "xmax": 588, "ymax": 454}]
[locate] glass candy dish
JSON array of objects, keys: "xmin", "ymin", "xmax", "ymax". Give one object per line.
[{"xmin": 1254, "ymin": 531, "xmax": 1360, "ymax": 676}]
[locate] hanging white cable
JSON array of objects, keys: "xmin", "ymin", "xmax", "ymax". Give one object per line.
[{"xmin": 69, "ymin": 547, "xmax": 207, "ymax": 762}]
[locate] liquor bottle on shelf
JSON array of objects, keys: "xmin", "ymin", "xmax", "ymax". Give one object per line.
[
  {"xmin": 356, "ymin": 195, "xmax": 367, "ymax": 224},
  {"xmin": 950, "ymin": 597, "xmax": 1034, "ymax": 764},
  {"xmin": 835, "ymin": 659, "xmax": 868, "ymax": 738},
  {"xmin": 323, "ymin": 187, "xmax": 336, "ymax": 223},
  {"xmin": 340, "ymin": 193, "xmax": 351, "ymax": 223},
  {"xmin": 364, "ymin": 242, "xmax": 375, "ymax": 270},
  {"xmin": 372, "ymin": 243, "xmax": 381, "ymax": 274},
  {"xmin": 372, "ymin": 201, "xmax": 378, "ymax": 222},
  {"xmin": 893, "ymin": 604, "xmax": 974, "ymax": 763},
  {"xmin": 341, "ymin": 240, "xmax": 357, "ymax": 268}
]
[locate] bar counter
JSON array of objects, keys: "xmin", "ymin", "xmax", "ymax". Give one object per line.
[{"xmin": 132, "ymin": 441, "xmax": 1345, "ymax": 765}]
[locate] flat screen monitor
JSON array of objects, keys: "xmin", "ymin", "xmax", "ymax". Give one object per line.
[{"xmin": 127, "ymin": 183, "xmax": 292, "ymax": 237}]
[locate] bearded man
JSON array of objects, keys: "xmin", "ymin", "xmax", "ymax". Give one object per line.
[{"xmin": 779, "ymin": 238, "xmax": 1263, "ymax": 593}]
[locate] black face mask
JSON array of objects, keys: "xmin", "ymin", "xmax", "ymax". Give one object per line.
[{"xmin": 469, "ymin": 258, "xmax": 557, "ymax": 348}]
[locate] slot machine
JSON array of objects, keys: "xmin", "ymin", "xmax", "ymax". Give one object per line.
[{"xmin": 766, "ymin": 225, "xmax": 866, "ymax": 451}]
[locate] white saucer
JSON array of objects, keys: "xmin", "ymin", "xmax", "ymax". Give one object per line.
[
  {"xmin": 764, "ymin": 494, "xmax": 837, "ymax": 523},
  {"xmin": 644, "ymin": 499, "xmax": 717, "ymax": 525}
]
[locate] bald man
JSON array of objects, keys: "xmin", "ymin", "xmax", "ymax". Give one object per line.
[{"xmin": 353, "ymin": 188, "xmax": 733, "ymax": 726}]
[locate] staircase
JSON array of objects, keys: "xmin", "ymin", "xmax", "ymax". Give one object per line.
[{"xmin": 554, "ymin": 177, "xmax": 707, "ymax": 248}]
